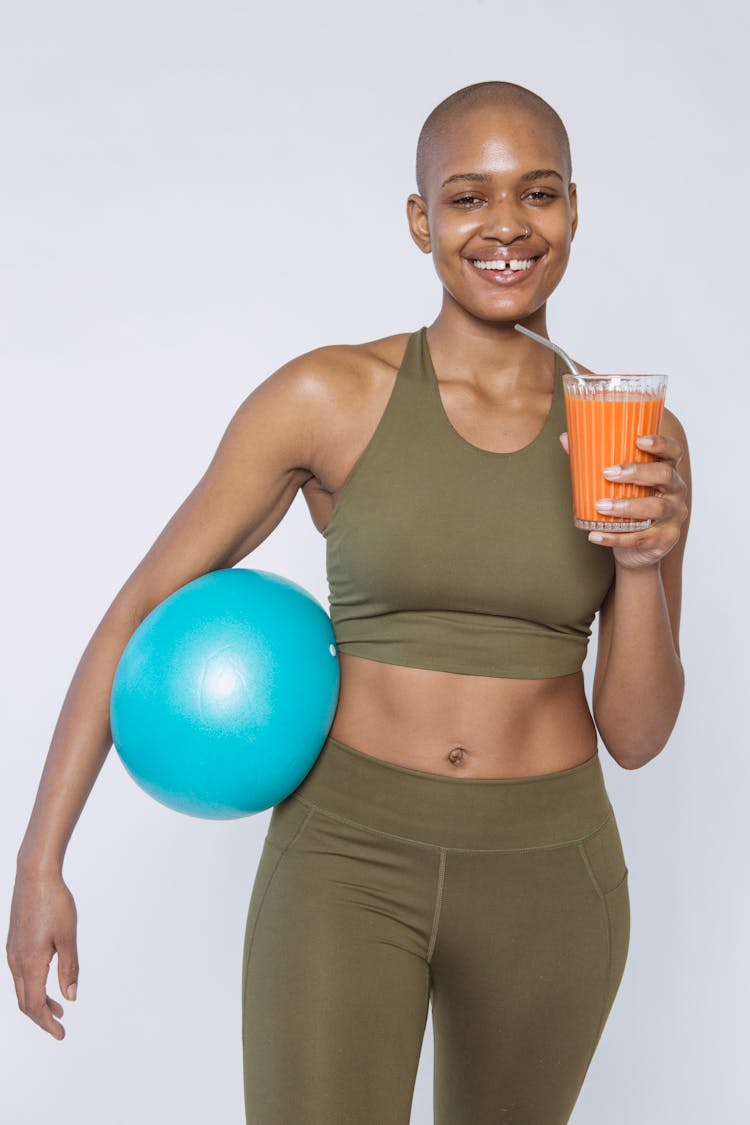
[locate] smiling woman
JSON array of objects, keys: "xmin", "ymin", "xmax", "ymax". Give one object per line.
[
  {"xmin": 7, "ymin": 78, "xmax": 690, "ymax": 1125},
  {"xmin": 242, "ymin": 81, "xmax": 689, "ymax": 1125}
]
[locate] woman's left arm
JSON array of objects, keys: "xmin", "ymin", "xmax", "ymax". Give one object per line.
[{"xmin": 576, "ymin": 408, "xmax": 692, "ymax": 769}]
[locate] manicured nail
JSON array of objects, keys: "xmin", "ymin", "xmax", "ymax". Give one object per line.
[
  {"xmin": 602, "ymin": 465, "xmax": 622, "ymax": 477},
  {"xmin": 66, "ymin": 983, "xmax": 77, "ymax": 1001},
  {"xmin": 589, "ymin": 532, "xmax": 605, "ymax": 543},
  {"xmin": 636, "ymin": 436, "xmax": 654, "ymax": 447},
  {"xmin": 596, "ymin": 499, "xmax": 614, "ymax": 511}
]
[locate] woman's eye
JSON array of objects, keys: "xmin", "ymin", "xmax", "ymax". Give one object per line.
[{"xmin": 452, "ymin": 192, "xmax": 555, "ymax": 207}]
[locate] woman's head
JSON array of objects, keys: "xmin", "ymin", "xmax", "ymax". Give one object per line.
[{"xmin": 407, "ymin": 81, "xmax": 577, "ymax": 325}]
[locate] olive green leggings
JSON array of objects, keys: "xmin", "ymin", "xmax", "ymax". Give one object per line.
[{"xmin": 241, "ymin": 735, "xmax": 630, "ymax": 1124}]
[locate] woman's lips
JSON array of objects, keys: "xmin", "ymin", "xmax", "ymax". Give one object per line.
[{"xmin": 467, "ymin": 255, "xmax": 543, "ymax": 285}]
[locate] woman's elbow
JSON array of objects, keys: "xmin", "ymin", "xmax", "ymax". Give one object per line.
[
  {"xmin": 596, "ymin": 721, "xmax": 679, "ymax": 770},
  {"xmin": 594, "ymin": 666, "xmax": 685, "ymax": 769}
]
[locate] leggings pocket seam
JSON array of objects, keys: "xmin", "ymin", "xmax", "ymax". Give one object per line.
[
  {"xmin": 577, "ymin": 811, "xmax": 628, "ymax": 897},
  {"xmin": 577, "ymin": 842, "xmax": 606, "ymax": 904},
  {"xmin": 283, "ymin": 802, "xmax": 317, "ymax": 853},
  {"xmin": 577, "ymin": 838, "xmax": 628, "ymax": 900},
  {"xmin": 606, "ymin": 868, "xmax": 629, "ymax": 896},
  {"xmin": 578, "ymin": 805, "xmax": 615, "ymax": 847},
  {"xmin": 241, "ymin": 847, "xmax": 286, "ymax": 1014},
  {"xmin": 243, "ymin": 805, "xmax": 318, "ymax": 1021},
  {"xmin": 576, "ymin": 841, "xmax": 612, "ymax": 1063},
  {"xmin": 264, "ymin": 800, "xmax": 318, "ymax": 855}
]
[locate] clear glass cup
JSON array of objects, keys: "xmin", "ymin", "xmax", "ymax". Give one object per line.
[{"xmin": 562, "ymin": 373, "xmax": 668, "ymax": 532}]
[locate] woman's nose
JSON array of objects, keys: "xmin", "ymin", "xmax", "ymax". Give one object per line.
[{"xmin": 479, "ymin": 206, "xmax": 528, "ymax": 242}]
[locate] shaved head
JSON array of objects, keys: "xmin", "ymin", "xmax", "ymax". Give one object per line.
[{"xmin": 416, "ymin": 82, "xmax": 572, "ymax": 203}]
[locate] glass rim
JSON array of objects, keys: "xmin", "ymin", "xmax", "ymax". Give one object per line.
[{"xmin": 561, "ymin": 372, "xmax": 668, "ymax": 380}]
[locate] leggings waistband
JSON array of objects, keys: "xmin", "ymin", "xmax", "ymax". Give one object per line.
[{"xmin": 290, "ymin": 735, "xmax": 613, "ymax": 851}]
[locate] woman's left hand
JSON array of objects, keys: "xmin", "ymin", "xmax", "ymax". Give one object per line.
[{"xmin": 559, "ymin": 432, "xmax": 689, "ymax": 570}]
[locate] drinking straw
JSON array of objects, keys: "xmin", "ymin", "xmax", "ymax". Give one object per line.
[{"xmin": 513, "ymin": 323, "xmax": 580, "ymax": 375}]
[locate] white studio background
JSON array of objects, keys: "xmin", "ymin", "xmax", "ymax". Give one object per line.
[{"xmin": 1, "ymin": 1, "xmax": 744, "ymax": 1122}]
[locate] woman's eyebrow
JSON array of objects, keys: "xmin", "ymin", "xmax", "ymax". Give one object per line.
[{"xmin": 439, "ymin": 169, "xmax": 563, "ymax": 189}]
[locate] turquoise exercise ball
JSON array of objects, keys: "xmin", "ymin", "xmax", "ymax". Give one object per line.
[{"xmin": 110, "ymin": 567, "xmax": 340, "ymax": 820}]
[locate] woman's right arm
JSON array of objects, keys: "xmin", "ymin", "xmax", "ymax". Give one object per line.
[{"xmin": 6, "ymin": 351, "xmax": 332, "ymax": 1040}]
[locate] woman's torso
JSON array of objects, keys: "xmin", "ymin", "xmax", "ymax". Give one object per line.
[{"xmin": 300, "ymin": 329, "xmax": 602, "ymax": 779}]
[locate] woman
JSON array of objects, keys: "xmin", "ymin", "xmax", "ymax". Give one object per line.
[{"xmin": 8, "ymin": 81, "xmax": 690, "ymax": 1124}]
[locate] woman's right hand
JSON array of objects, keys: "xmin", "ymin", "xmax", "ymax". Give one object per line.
[{"xmin": 6, "ymin": 867, "xmax": 79, "ymax": 1040}]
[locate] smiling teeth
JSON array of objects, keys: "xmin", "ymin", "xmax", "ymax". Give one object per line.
[{"xmin": 472, "ymin": 258, "xmax": 537, "ymax": 271}]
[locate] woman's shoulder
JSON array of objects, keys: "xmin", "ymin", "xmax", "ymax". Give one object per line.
[
  {"xmin": 276, "ymin": 330, "xmax": 414, "ymax": 412},
  {"xmin": 291, "ymin": 330, "xmax": 413, "ymax": 381},
  {"xmin": 266, "ymin": 331, "xmax": 415, "ymax": 499}
]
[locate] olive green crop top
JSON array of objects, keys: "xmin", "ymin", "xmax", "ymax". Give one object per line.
[{"xmin": 323, "ymin": 327, "xmax": 615, "ymax": 679}]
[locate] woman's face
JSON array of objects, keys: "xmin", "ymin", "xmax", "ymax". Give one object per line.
[{"xmin": 407, "ymin": 106, "xmax": 578, "ymax": 322}]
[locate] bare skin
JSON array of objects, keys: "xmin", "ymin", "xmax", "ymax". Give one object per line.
[{"xmin": 7, "ymin": 103, "xmax": 691, "ymax": 1040}]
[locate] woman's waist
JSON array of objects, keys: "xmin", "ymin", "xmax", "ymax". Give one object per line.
[
  {"xmin": 329, "ymin": 654, "xmax": 598, "ymax": 778},
  {"xmin": 290, "ymin": 731, "xmax": 612, "ymax": 851}
]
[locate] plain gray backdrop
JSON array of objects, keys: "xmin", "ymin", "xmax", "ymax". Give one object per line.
[{"xmin": 2, "ymin": 0, "xmax": 745, "ymax": 1121}]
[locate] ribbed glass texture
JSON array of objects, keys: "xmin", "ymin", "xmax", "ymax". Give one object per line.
[{"xmin": 562, "ymin": 374, "xmax": 668, "ymax": 532}]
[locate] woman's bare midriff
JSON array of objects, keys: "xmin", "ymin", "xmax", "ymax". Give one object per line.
[{"xmin": 326, "ymin": 653, "xmax": 599, "ymax": 779}]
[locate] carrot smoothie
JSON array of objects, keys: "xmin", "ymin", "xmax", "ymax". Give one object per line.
[{"xmin": 562, "ymin": 374, "xmax": 668, "ymax": 532}]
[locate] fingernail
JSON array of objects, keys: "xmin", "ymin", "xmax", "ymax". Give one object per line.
[
  {"xmin": 603, "ymin": 465, "xmax": 622, "ymax": 477},
  {"xmin": 589, "ymin": 532, "xmax": 605, "ymax": 543},
  {"xmin": 66, "ymin": 983, "xmax": 77, "ymax": 1001},
  {"xmin": 636, "ymin": 436, "xmax": 654, "ymax": 447},
  {"xmin": 596, "ymin": 499, "xmax": 614, "ymax": 511}
]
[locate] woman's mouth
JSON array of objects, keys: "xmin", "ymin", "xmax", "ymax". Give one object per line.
[{"xmin": 467, "ymin": 255, "xmax": 543, "ymax": 285}]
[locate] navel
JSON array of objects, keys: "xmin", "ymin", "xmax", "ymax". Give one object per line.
[{"xmin": 447, "ymin": 746, "xmax": 469, "ymax": 767}]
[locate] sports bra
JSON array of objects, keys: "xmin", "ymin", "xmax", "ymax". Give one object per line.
[{"xmin": 323, "ymin": 326, "xmax": 615, "ymax": 679}]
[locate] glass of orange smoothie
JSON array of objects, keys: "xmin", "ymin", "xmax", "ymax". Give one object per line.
[{"xmin": 562, "ymin": 373, "xmax": 668, "ymax": 532}]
